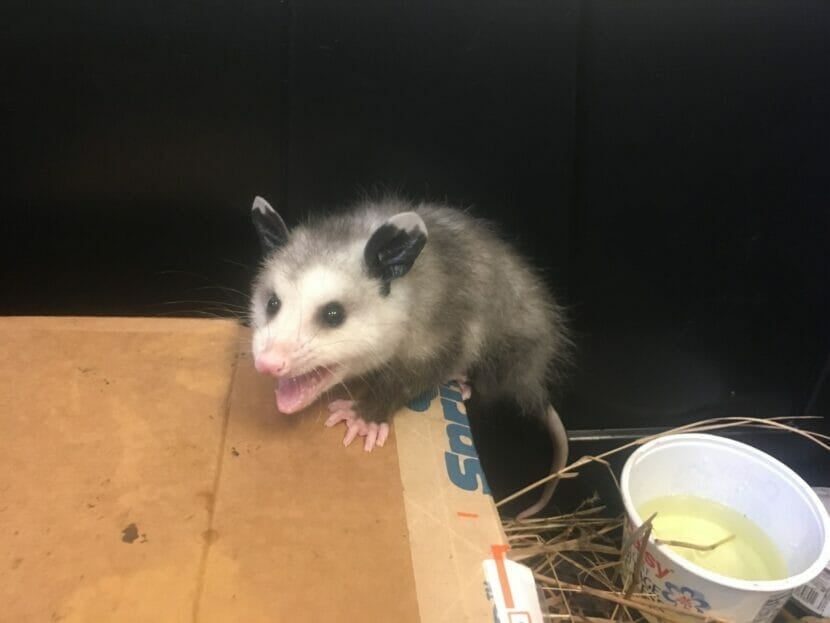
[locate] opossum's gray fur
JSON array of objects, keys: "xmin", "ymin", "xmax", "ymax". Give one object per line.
[{"xmin": 251, "ymin": 195, "xmax": 573, "ymax": 517}]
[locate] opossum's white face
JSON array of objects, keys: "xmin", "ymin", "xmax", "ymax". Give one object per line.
[
  {"xmin": 251, "ymin": 260, "xmax": 410, "ymax": 413},
  {"xmin": 249, "ymin": 197, "xmax": 427, "ymax": 414}
]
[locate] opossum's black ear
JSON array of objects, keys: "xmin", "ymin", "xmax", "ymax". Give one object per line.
[
  {"xmin": 251, "ymin": 196, "xmax": 290, "ymax": 255},
  {"xmin": 364, "ymin": 212, "xmax": 428, "ymax": 285}
]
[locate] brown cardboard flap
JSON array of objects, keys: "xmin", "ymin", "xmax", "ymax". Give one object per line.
[
  {"xmin": 0, "ymin": 318, "xmax": 504, "ymax": 622},
  {"xmin": 0, "ymin": 317, "xmax": 240, "ymax": 623},
  {"xmin": 395, "ymin": 386, "xmax": 507, "ymax": 622},
  {"xmin": 198, "ymin": 341, "xmax": 421, "ymax": 623}
]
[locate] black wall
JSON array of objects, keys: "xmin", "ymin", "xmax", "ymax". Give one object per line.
[{"xmin": 2, "ymin": 1, "xmax": 828, "ymax": 509}]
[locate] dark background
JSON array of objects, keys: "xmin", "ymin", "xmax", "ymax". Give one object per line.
[{"xmin": 2, "ymin": 1, "xmax": 828, "ymax": 514}]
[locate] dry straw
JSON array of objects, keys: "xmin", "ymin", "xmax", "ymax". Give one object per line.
[{"xmin": 498, "ymin": 416, "xmax": 829, "ymax": 622}]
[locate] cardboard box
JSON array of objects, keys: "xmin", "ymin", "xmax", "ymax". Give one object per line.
[{"xmin": 0, "ymin": 317, "xmax": 512, "ymax": 622}]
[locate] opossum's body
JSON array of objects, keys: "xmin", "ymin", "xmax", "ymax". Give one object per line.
[{"xmin": 249, "ymin": 196, "xmax": 571, "ymax": 518}]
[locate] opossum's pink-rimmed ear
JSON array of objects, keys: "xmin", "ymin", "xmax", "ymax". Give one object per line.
[
  {"xmin": 251, "ymin": 196, "xmax": 290, "ymax": 255},
  {"xmin": 364, "ymin": 212, "xmax": 428, "ymax": 288}
]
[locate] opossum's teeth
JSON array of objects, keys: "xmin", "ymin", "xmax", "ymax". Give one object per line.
[{"xmin": 274, "ymin": 366, "xmax": 333, "ymax": 414}]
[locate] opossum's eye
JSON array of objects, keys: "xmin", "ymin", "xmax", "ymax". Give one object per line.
[
  {"xmin": 266, "ymin": 294, "xmax": 281, "ymax": 318},
  {"xmin": 320, "ymin": 302, "xmax": 346, "ymax": 328}
]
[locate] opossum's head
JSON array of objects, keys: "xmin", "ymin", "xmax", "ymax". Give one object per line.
[{"xmin": 249, "ymin": 196, "xmax": 428, "ymax": 414}]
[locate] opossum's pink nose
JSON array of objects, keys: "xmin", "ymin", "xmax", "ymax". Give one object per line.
[{"xmin": 254, "ymin": 348, "xmax": 293, "ymax": 376}]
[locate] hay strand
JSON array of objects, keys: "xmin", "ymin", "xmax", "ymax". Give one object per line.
[{"xmin": 654, "ymin": 534, "xmax": 736, "ymax": 552}]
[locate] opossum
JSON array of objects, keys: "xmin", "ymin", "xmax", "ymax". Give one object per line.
[{"xmin": 249, "ymin": 195, "xmax": 571, "ymax": 519}]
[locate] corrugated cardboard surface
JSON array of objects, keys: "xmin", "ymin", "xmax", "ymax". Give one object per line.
[
  {"xmin": 395, "ymin": 386, "xmax": 506, "ymax": 622},
  {"xmin": 198, "ymin": 338, "xmax": 421, "ymax": 623},
  {"xmin": 0, "ymin": 317, "xmax": 504, "ymax": 622}
]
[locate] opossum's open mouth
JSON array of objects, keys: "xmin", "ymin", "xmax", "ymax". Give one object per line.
[{"xmin": 274, "ymin": 366, "xmax": 337, "ymax": 414}]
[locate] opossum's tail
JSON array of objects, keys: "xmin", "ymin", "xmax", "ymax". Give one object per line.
[{"xmin": 516, "ymin": 404, "xmax": 568, "ymax": 520}]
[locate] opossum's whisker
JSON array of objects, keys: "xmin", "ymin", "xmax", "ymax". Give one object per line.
[
  {"xmin": 193, "ymin": 285, "xmax": 251, "ymax": 300},
  {"xmin": 152, "ymin": 310, "xmax": 237, "ymax": 320},
  {"xmin": 218, "ymin": 257, "xmax": 252, "ymax": 270},
  {"xmin": 157, "ymin": 299, "xmax": 248, "ymax": 312}
]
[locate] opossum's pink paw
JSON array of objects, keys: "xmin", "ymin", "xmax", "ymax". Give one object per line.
[
  {"xmin": 446, "ymin": 374, "xmax": 472, "ymax": 400},
  {"xmin": 325, "ymin": 400, "xmax": 358, "ymax": 427},
  {"xmin": 343, "ymin": 417, "xmax": 390, "ymax": 452},
  {"xmin": 325, "ymin": 401, "xmax": 390, "ymax": 451}
]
